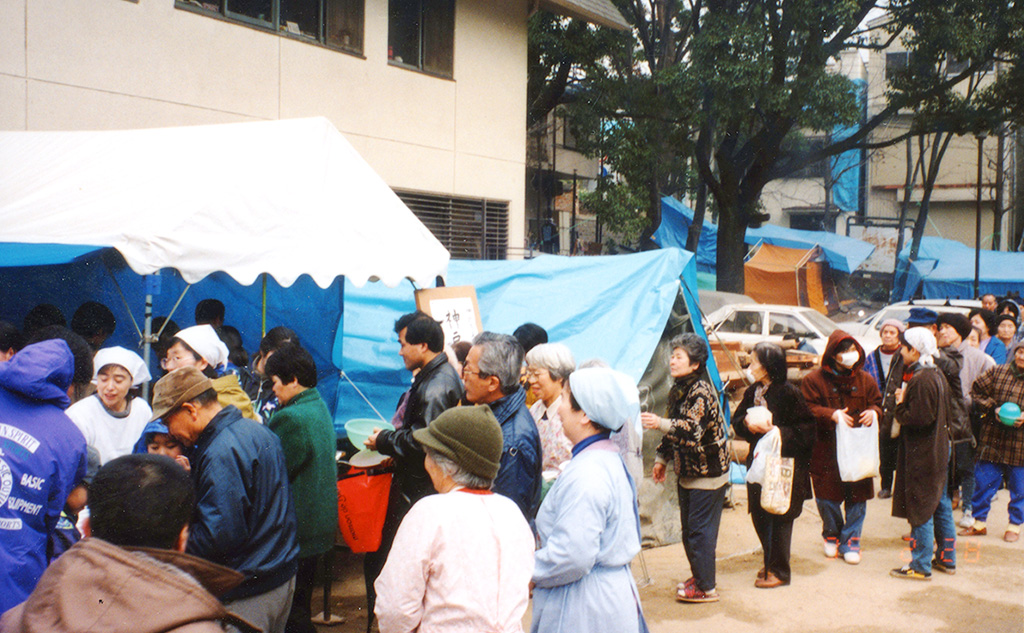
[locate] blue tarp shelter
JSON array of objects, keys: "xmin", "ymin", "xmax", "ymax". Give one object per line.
[
  {"xmin": 334, "ymin": 249, "xmax": 722, "ymax": 428},
  {"xmin": 894, "ymin": 237, "xmax": 1024, "ymax": 300},
  {"xmin": 653, "ymin": 196, "xmax": 874, "ymax": 274}
]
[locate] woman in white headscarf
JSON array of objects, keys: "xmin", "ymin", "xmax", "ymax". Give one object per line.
[
  {"xmin": 530, "ymin": 367, "xmax": 649, "ymax": 633},
  {"xmin": 890, "ymin": 327, "xmax": 956, "ymax": 580},
  {"xmin": 66, "ymin": 347, "xmax": 153, "ymax": 465}
]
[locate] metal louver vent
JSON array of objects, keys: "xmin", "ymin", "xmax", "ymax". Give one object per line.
[{"xmin": 396, "ymin": 190, "xmax": 509, "ymax": 260}]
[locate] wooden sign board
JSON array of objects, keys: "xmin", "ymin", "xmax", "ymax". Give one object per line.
[{"xmin": 414, "ymin": 285, "xmax": 484, "ymax": 347}]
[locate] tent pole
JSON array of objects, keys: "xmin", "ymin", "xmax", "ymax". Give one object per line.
[{"xmin": 143, "ymin": 285, "xmax": 154, "ymax": 400}]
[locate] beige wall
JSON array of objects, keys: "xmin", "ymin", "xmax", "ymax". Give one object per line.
[{"xmin": 0, "ymin": 0, "xmax": 527, "ymax": 253}]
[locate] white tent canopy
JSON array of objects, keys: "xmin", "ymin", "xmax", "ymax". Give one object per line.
[{"xmin": 0, "ymin": 117, "xmax": 449, "ymax": 288}]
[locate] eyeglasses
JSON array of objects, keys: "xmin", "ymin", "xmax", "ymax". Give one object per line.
[
  {"xmin": 462, "ymin": 367, "xmax": 490, "ymax": 379},
  {"xmin": 160, "ymin": 353, "xmax": 192, "ymax": 370}
]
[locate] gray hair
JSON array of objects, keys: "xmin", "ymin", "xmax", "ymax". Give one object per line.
[
  {"xmin": 473, "ymin": 332, "xmax": 524, "ymax": 394},
  {"xmin": 425, "ymin": 447, "xmax": 493, "ymax": 490},
  {"xmin": 525, "ymin": 342, "xmax": 576, "ymax": 383},
  {"xmin": 669, "ymin": 333, "xmax": 709, "ymax": 371}
]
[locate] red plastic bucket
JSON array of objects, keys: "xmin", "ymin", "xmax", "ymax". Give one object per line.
[{"xmin": 337, "ymin": 467, "xmax": 392, "ymax": 553}]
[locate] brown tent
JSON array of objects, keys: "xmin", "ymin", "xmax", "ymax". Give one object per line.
[{"xmin": 744, "ymin": 242, "xmax": 840, "ymax": 315}]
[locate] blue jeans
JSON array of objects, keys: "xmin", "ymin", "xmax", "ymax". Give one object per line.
[
  {"xmin": 816, "ymin": 499, "xmax": 866, "ymax": 554},
  {"xmin": 971, "ymin": 460, "xmax": 1024, "ymax": 525},
  {"xmin": 909, "ymin": 491, "xmax": 956, "ymax": 574}
]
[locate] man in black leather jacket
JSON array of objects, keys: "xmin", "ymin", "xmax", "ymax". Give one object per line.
[
  {"xmin": 370, "ymin": 312, "xmax": 465, "ymax": 501},
  {"xmin": 363, "ymin": 312, "xmax": 463, "ymax": 622}
]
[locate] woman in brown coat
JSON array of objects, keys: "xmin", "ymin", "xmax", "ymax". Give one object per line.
[{"xmin": 801, "ymin": 331, "xmax": 882, "ymax": 565}]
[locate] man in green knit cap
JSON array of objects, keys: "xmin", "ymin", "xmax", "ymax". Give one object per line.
[{"xmin": 265, "ymin": 342, "xmax": 339, "ymax": 633}]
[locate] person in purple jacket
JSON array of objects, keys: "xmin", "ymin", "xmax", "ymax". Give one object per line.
[{"xmin": 0, "ymin": 339, "xmax": 89, "ymax": 616}]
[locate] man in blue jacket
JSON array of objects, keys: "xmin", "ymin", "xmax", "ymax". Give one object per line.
[
  {"xmin": 463, "ymin": 332, "xmax": 542, "ymax": 520},
  {"xmin": 151, "ymin": 366, "xmax": 299, "ymax": 633},
  {"xmin": 0, "ymin": 340, "xmax": 88, "ymax": 616}
]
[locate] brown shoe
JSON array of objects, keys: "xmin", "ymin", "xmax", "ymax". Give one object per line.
[
  {"xmin": 1005, "ymin": 530, "xmax": 1020, "ymax": 543},
  {"xmin": 754, "ymin": 572, "xmax": 787, "ymax": 588},
  {"xmin": 959, "ymin": 525, "xmax": 987, "ymax": 537},
  {"xmin": 756, "ymin": 567, "xmax": 766, "ymax": 580}
]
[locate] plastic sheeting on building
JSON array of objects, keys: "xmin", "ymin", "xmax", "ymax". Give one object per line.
[
  {"xmin": 653, "ymin": 196, "xmax": 874, "ymax": 275},
  {"xmin": 0, "ymin": 117, "xmax": 449, "ymax": 289},
  {"xmin": 895, "ymin": 237, "xmax": 1024, "ymax": 300},
  {"xmin": 744, "ymin": 243, "xmax": 841, "ymax": 315}
]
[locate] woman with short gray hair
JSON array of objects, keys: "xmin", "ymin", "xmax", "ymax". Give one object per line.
[{"xmin": 525, "ymin": 343, "xmax": 576, "ymax": 473}]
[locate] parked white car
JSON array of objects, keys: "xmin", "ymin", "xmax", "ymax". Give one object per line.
[
  {"xmin": 843, "ymin": 300, "xmax": 981, "ymax": 346},
  {"xmin": 704, "ymin": 303, "xmax": 871, "ymax": 356}
]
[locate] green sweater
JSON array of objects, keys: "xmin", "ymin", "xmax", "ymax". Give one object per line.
[{"xmin": 268, "ymin": 388, "xmax": 338, "ymax": 557}]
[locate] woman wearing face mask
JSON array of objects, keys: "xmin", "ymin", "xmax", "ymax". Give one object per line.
[
  {"xmin": 732, "ymin": 343, "xmax": 815, "ymax": 588},
  {"xmin": 801, "ymin": 331, "xmax": 883, "ymax": 565}
]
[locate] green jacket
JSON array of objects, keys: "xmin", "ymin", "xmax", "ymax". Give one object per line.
[{"xmin": 268, "ymin": 388, "xmax": 338, "ymax": 557}]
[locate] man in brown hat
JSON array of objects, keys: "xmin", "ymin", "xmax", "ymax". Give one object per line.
[
  {"xmin": 151, "ymin": 367, "xmax": 299, "ymax": 633},
  {"xmin": 374, "ymin": 405, "xmax": 535, "ymax": 633}
]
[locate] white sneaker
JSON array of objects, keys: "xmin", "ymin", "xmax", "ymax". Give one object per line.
[
  {"xmin": 959, "ymin": 512, "xmax": 975, "ymax": 529},
  {"xmin": 824, "ymin": 540, "xmax": 838, "ymax": 558},
  {"xmin": 843, "ymin": 551, "xmax": 861, "ymax": 565}
]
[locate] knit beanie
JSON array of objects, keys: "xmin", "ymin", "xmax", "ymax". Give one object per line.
[{"xmin": 413, "ymin": 405, "xmax": 503, "ymax": 481}]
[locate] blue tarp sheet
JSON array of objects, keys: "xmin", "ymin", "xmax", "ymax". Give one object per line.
[
  {"xmin": 653, "ymin": 196, "xmax": 874, "ymax": 274},
  {"xmin": 895, "ymin": 237, "xmax": 1024, "ymax": 300},
  {"xmin": 830, "ymin": 79, "xmax": 866, "ymax": 215},
  {"xmin": 654, "ymin": 198, "xmax": 718, "ymax": 273},
  {"xmin": 334, "ymin": 249, "xmax": 720, "ymax": 427},
  {"xmin": 0, "ymin": 248, "xmax": 343, "ymax": 416},
  {"xmin": 745, "ymin": 224, "xmax": 874, "ymax": 274}
]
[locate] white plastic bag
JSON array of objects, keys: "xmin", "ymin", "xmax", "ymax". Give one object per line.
[
  {"xmin": 745, "ymin": 427, "xmax": 777, "ymax": 485},
  {"xmin": 836, "ymin": 418, "xmax": 880, "ymax": 482}
]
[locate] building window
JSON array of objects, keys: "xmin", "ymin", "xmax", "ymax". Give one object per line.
[
  {"xmin": 885, "ymin": 52, "xmax": 910, "ymax": 78},
  {"xmin": 396, "ymin": 191, "xmax": 508, "ymax": 260},
  {"xmin": 784, "ymin": 138, "xmax": 829, "ymax": 180},
  {"xmin": 177, "ymin": 0, "xmax": 364, "ymax": 55},
  {"xmin": 388, "ymin": 0, "xmax": 455, "ymax": 78}
]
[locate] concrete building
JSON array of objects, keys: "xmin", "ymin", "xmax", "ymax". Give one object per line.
[
  {"xmin": 0, "ymin": 0, "xmax": 625, "ymax": 261},
  {"xmin": 759, "ymin": 40, "xmax": 1019, "ymax": 276}
]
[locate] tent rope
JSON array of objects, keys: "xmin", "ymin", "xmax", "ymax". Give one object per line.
[
  {"xmin": 103, "ymin": 261, "xmax": 144, "ymax": 343},
  {"xmin": 339, "ymin": 370, "xmax": 389, "ymax": 423}
]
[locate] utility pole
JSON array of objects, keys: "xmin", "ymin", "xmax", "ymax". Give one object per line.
[{"xmin": 975, "ymin": 131, "xmax": 987, "ymax": 298}]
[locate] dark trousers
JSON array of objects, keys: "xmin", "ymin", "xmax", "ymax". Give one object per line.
[
  {"xmin": 678, "ymin": 484, "xmax": 727, "ymax": 592},
  {"xmin": 748, "ymin": 483, "xmax": 795, "ymax": 583},
  {"xmin": 951, "ymin": 441, "xmax": 976, "ymax": 512},
  {"xmin": 879, "ymin": 433, "xmax": 899, "ymax": 492},
  {"xmin": 284, "ymin": 555, "xmax": 318, "ymax": 633}
]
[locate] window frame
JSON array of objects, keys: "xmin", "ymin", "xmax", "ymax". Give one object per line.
[
  {"xmin": 387, "ymin": 0, "xmax": 456, "ymax": 79},
  {"xmin": 175, "ymin": 0, "xmax": 366, "ymax": 58}
]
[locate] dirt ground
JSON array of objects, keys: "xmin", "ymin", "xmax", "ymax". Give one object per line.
[{"xmin": 312, "ymin": 485, "xmax": 1024, "ymax": 633}]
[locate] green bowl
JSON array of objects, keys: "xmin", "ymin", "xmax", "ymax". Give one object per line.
[{"xmin": 345, "ymin": 418, "xmax": 395, "ymax": 448}]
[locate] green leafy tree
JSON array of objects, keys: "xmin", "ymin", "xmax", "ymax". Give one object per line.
[{"xmin": 535, "ymin": 0, "xmax": 1020, "ymax": 291}]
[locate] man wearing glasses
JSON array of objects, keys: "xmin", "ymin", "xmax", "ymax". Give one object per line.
[{"xmin": 462, "ymin": 332, "xmax": 543, "ymax": 521}]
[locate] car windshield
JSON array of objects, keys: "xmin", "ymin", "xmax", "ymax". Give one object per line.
[
  {"xmin": 872, "ymin": 307, "xmax": 914, "ymax": 330},
  {"xmin": 801, "ymin": 309, "xmax": 839, "ymax": 335}
]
